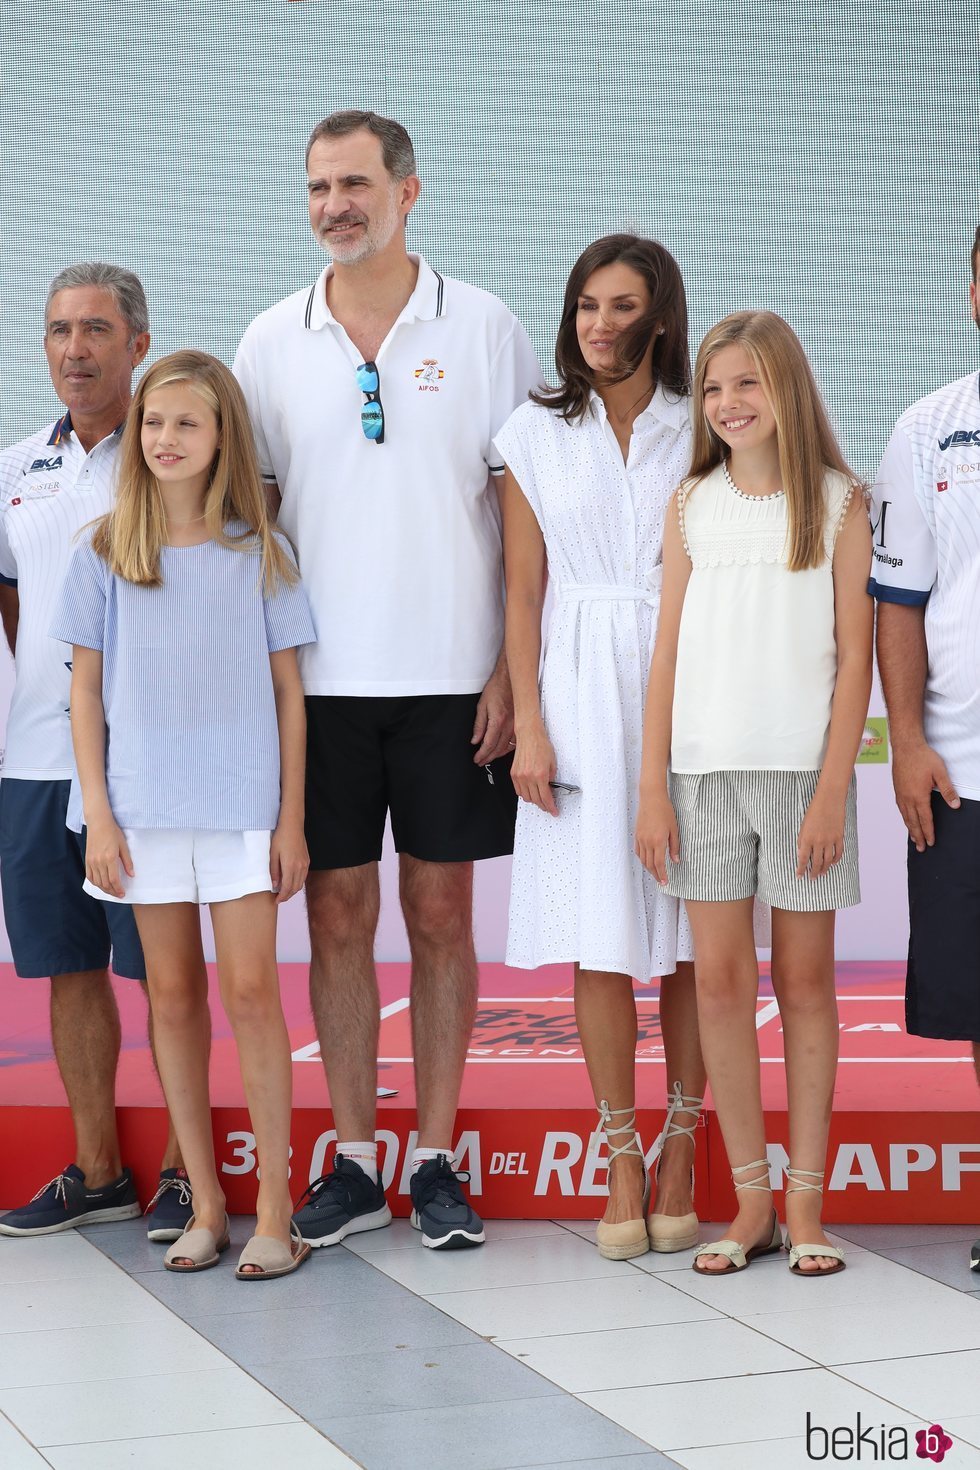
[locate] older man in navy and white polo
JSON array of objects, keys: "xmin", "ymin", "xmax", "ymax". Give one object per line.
[
  {"xmin": 872, "ymin": 225, "xmax": 980, "ymax": 1274},
  {"xmin": 0, "ymin": 263, "xmax": 195, "ymax": 1241}
]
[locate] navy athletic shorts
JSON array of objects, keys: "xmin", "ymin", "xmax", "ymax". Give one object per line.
[
  {"xmin": 906, "ymin": 792, "xmax": 980, "ymax": 1043},
  {"xmin": 0, "ymin": 778, "xmax": 146, "ymax": 980}
]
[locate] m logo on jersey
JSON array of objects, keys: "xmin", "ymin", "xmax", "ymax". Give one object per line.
[
  {"xmin": 29, "ymin": 456, "xmax": 63, "ymax": 472},
  {"xmin": 938, "ymin": 428, "xmax": 980, "ymax": 451}
]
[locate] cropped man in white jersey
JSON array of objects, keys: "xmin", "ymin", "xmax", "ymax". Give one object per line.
[
  {"xmin": 0, "ymin": 264, "xmax": 197, "ymax": 1241},
  {"xmin": 235, "ymin": 111, "xmax": 539, "ymax": 1250},
  {"xmin": 871, "ymin": 225, "xmax": 980, "ymax": 1273}
]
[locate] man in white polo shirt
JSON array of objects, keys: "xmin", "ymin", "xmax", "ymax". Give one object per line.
[
  {"xmin": 0, "ymin": 264, "xmax": 195, "ymax": 1243},
  {"xmin": 235, "ymin": 110, "xmax": 539, "ymax": 1250},
  {"xmin": 871, "ymin": 225, "xmax": 980, "ymax": 1273}
]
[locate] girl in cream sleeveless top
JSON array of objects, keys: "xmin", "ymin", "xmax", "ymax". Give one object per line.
[
  {"xmin": 637, "ymin": 311, "xmax": 873, "ymax": 1281},
  {"xmin": 672, "ymin": 463, "xmax": 854, "ymax": 774}
]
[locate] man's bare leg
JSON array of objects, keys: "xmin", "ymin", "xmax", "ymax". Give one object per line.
[
  {"xmin": 142, "ymin": 982, "xmax": 195, "ymax": 1171},
  {"xmin": 50, "ymin": 969, "xmax": 122, "ymax": 1188},
  {"xmin": 399, "ymin": 856, "xmax": 476, "ymax": 1147},
  {"xmin": 306, "ymin": 865, "xmax": 382, "ymax": 1142},
  {"xmin": 972, "ymin": 1044, "xmax": 979, "ymax": 1273}
]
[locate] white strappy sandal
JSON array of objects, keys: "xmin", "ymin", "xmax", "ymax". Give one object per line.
[
  {"xmin": 647, "ymin": 1080, "xmax": 703, "ymax": 1252},
  {"xmin": 692, "ymin": 1158, "xmax": 782, "ymax": 1275},
  {"xmin": 784, "ymin": 1167, "xmax": 846, "ymax": 1276},
  {"xmin": 594, "ymin": 1100, "xmax": 650, "ymax": 1260}
]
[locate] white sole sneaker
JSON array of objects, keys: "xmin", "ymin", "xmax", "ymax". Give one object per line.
[
  {"xmin": 0, "ymin": 1202, "xmax": 141, "ymax": 1237},
  {"xmin": 301, "ymin": 1203, "xmax": 392, "ymax": 1249},
  {"xmin": 410, "ymin": 1211, "xmax": 486, "ymax": 1249}
]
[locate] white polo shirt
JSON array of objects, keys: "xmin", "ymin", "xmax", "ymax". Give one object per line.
[
  {"xmin": 0, "ymin": 413, "xmax": 121, "ymax": 781},
  {"xmin": 234, "ymin": 255, "xmax": 540, "ymax": 696},
  {"xmin": 869, "ymin": 370, "xmax": 980, "ymax": 797}
]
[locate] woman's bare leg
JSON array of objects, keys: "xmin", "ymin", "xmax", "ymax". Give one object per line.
[
  {"xmin": 574, "ymin": 968, "xmax": 645, "ymax": 1224},
  {"xmin": 210, "ymin": 892, "xmax": 293, "ymax": 1260},
  {"xmin": 654, "ymin": 959, "xmax": 706, "ymax": 1215},
  {"xmin": 134, "ymin": 904, "xmax": 224, "ymax": 1260},
  {"xmin": 686, "ymin": 898, "xmax": 773, "ymax": 1271},
  {"xmin": 771, "ymin": 906, "xmax": 841, "ymax": 1272}
]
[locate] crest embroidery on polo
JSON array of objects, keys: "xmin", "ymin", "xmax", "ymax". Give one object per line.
[{"xmin": 414, "ymin": 358, "xmax": 444, "ymax": 391}]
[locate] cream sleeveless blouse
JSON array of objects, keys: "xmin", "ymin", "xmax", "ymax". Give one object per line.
[{"xmin": 671, "ymin": 463, "xmax": 854, "ymax": 773}]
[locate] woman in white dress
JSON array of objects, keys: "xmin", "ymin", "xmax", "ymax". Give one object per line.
[{"xmin": 498, "ymin": 234, "xmax": 706, "ymax": 1260}]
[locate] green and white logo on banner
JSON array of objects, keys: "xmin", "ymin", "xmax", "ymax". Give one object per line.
[{"xmin": 857, "ymin": 717, "xmax": 889, "ymax": 764}]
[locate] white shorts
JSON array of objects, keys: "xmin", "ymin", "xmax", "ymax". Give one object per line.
[{"xmin": 84, "ymin": 829, "xmax": 274, "ymax": 906}]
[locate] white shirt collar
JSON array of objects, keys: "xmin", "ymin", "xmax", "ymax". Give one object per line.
[
  {"xmin": 589, "ymin": 383, "xmax": 691, "ymax": 434},
  {"xmin": 305, "ymin": 254, "xmax": 446, "ymax": 332}
]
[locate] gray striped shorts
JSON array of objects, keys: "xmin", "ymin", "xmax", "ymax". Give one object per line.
[{"xmin": 665, "ymin": 770, "xmax": 860, "ymax": 912}]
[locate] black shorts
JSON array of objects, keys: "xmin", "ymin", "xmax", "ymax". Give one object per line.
[
  {"xmin": 907, "ymin": 793, "xmax": 980, "ymax": 1043},
  {"xmin": 305, "ymin": 695, "xmax": 518, "ymax": 869}
]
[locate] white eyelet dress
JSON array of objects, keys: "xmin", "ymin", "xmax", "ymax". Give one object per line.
[{"xmin": 495, "ymin": 390, "xmax": 694, "ymax": 981}]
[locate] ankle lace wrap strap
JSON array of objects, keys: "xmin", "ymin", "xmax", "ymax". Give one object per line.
[
  {"xmin": 732, "ymin": 1158, "xmax": 773, "ymax": 1192},
  {"xmin": 650, "ymin": 1079, "xmax": 704, "ymax": 1163},
  {"xmin": 596, "ymin": 1099, "xmax": 643, "ymax": 1163},
  {"xmin": 785, "ymin": 1166, "xmax": 826, "ymax": 1195}
]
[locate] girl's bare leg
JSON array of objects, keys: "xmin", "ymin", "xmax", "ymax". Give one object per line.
[
  {"xmin": 574, "ymin": 968, "xmax": 645, "ymax": 1225},
  {"xmin": 210, "ymin": 891, "xmax": 293, "ymax": 1260},
  {"xmin": 771, "ymin": 906, "xmax": 841, "ymax": 1272},
  {"xmin": 654, "ymin": 960, "xmax": 706, "ymax": 1215},
  {"xmin": 686, "ymin": 898, "xmax": 773, "ymax": 1271},
  {"xmin": 133, "ymin": 903, "xmax": 224, "ymax": 1258}
]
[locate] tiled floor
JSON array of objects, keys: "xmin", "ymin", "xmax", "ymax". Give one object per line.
[{"xmin": 0, "ymin": 1216, "xmax": 977, "ymax": 1469}]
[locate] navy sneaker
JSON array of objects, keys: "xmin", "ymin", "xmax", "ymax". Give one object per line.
[
  {"xmin": 0, "ymin": 1164, "xmax": 140, "ymax": 1236},
  {"xmin": 410, "ymin": 1155, "xmax": 485, "ymax": 1250},
  {"xmin": 292, "ymin": 1154, "xmax": 392, "ymax": 1247},
  {"xmin": 145, "ymin": 1168, "xmax": 194, "ymax": 1243}
]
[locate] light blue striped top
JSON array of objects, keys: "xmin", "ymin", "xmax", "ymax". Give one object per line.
[{"xmin": 51, "ymin": 526, "xmax": 316, "ymax": 831}]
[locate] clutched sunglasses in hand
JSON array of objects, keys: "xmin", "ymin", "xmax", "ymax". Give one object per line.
[{"xmin": 356, "ymin": 360, "xmax": 385, "ymax": 444}]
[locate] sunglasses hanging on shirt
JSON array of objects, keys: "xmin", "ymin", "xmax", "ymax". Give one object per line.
[{"xmin": 356, "ymin": 360, "xmax": 385, "ymax": 444}]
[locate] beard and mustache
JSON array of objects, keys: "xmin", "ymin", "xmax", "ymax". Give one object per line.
[{"xmin": 315, "ymin": 196, "xmax": 401, "ymax": 265}]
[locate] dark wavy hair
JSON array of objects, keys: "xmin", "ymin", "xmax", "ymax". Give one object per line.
[{"xmin": 531, "ymin": 233, "xmax": 690, "ymax": 424}]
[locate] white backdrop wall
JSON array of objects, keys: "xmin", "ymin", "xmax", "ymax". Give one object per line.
[{"xmin": 1, "ymin": 1, "xmax": 976, "ymax": 962}]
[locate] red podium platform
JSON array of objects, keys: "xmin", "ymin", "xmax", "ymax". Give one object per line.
[{"xmin": 1, "ymin": 962, "xmax": 977, "ymax": 1224}]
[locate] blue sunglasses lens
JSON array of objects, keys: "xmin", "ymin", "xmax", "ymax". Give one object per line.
[
  {"xmin": 356, "ymin": 363, "xmax": 380, "ymax": 394},
  {"xmin": 361, "ymin": 402, "xmax": 384, "ymax": 439}
]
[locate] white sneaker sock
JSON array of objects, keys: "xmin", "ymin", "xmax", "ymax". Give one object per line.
[
  {"xmin": 411, "ymin": 1146, "xmax": 453, "ymax": 1175},
  {"xmin": 336, "ymin": 1141, "xmax": 378, "ymax": 1184}
]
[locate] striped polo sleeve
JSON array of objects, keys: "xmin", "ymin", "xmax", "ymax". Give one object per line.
[
  {"xmin": 868, "ymin": 422, "xmax": 937, "ymax": 606},
  {"xmin": 263, "ymin": 537, "xmax": 317, "ymax": 652},
  {"xmin": 50, "ymin": 538, "xmax": 108, "ymax": 649}
]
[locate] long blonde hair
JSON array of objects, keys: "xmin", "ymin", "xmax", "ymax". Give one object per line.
[
  {"xmin": 689, "ymin": 311, "xmax": 860, "ymax": 571},
  {"xmin": 92, "ymin": 349, "xmax": 297, "ymax": 594}
]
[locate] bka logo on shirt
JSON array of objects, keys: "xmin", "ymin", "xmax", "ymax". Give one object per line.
[
  {"xmin": 29, "ymin": 456, "xmax": 63, "ymax": 472},
  {"xmin": 938, "ymin": 428, "xmax": 980, "ymax": 451},
  {"xmin": 414, "ymin": 358, "xmax": 444, "ymax": 391}
]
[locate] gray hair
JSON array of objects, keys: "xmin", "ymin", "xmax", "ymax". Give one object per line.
[
  {"xmin": 305, "ymin": 110, "xmax": 416, "ymax": 181},
  {"xmin": 45, "ymin": 262, "xmax": 149, "ymax": 341}
]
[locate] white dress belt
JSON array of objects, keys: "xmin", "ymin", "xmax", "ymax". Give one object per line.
[{"xmin": 558, "ymin": 569, "xmax": 662, "ymax": 607}]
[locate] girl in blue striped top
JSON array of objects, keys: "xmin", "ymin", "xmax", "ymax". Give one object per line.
[{"xmin": 54, "ymin": 350, "xmax": 316, "ymax": 1280}]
